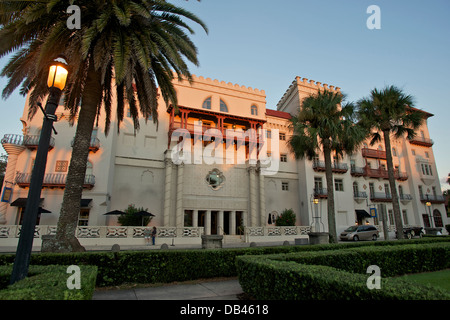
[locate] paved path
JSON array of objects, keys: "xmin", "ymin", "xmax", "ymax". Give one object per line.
[{"xmin": 92, "ymin": 278, "xmax": 243, "ymax": 300}]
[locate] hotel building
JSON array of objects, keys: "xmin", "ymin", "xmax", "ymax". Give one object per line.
[{"xmin": 0, "ymin": 75, "xmax": 447, "ymax": 246}]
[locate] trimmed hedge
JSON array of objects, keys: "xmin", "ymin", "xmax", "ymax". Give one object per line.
[
  {"xmin": 0, "ymin": 265, "xmax": 97, "ymax": 300},
  {"xmin": 235, "ymin": 242, "xmax": 450, "ymax": 300},
  {"xmin": 0, "ymin": 237, "xmax": 449, "ymax": 287}
]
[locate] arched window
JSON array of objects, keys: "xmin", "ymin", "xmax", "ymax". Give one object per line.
[
  {"xmin": 353, "ymin": 182, "xmax": 359, "ymax": 196},
  {"xmin": 251, "ymin": 105, "xmax": 258, "ymax": 116},
  {"xmin": 202, "ymin": 97, "xmax": 211, "ymax": 110},
  {"xmin": 433, "ymin": 209, "xmax": 443, "ymax": 228},
  {"xmin": 220, "ymin": 99, "xmax": 228, "ymax": 112}
]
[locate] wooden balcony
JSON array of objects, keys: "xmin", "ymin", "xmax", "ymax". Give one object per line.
[
  {"xmin": 409, "ymin": 136, "xmax": 434, "ymax": 147},
  {"xmin": 312, "ymin": 161, "xmax": 348, "ymax": 174},
  {"xmin": 16, "ymin": 172, "xmax": 95, "ymax": 190},
  {"xmin": 361, "ymin": 148, "xmax": 386, "ymax": 159},
  {"xmin": 169, "ymin": 121, "xmax": 264, "ymax": 144},
  {"xmin": 364, "ymin": 167, "xmax": 408, "ymax": 181}
]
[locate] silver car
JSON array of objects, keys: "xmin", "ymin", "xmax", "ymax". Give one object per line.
[{"xmin": 340, "ymin": 225, "xmax": 379, "ymax": 241}]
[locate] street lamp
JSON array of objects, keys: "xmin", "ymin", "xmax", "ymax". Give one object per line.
[
  {"xmin": 425, "ymin": 200, "xmax": 434, "ymax": 228},
  {"xmin": 10, "ymin": 57, "xmax": 68, "ymax": 285}
]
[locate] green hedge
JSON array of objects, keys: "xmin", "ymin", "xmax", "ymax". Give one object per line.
[
  {"xmin": 0, "ymin": 265, "xmax": 97, "ymax": 300},
  {"xmin": 0, "ymin": 237, "xmax": 449, "ymax": 287},
  {"xmin": 235, "ymin": 242, "xmax": 450, "ymax": 300}
]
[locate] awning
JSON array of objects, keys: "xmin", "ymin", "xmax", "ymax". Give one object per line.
[
  {"xmin": 10, "ymin": 198, "xmax": 44, "ymax": 207},
  {"xmin": 80, "ymin": 199, "xmax": 93, "ymax": 208},
  {"xmin": 355, "ymin": 209, "xmax": 371, "ymax": 218}
]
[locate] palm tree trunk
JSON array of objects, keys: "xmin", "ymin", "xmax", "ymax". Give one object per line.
[
  {"xmin": 383, "ymin": 129, "xmax": 404, "ymax": 240},
  {"xmin": 43, "ymin": 61, "xmax": 102, "ymax": 252},
  {"xmin": 323, "ymin": 139, "xmax": 337, "ymax": 243}
]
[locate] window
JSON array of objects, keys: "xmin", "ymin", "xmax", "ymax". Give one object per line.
[
  {"xmin": 220, "ymin": 99, "xmax": 228, "ymax": 112},
  {"xmin": 202, "ymin": 97, "xmax": 211, "ymax": 110},
  {"xmin": 388, "ymin": 209, "xmax": 394, "ymax": 225},
  {"xmin": 418, "ymin": 185, "xmax": 424, "ymax": 199},
  {"xmin": 78, "ymin": 209, "xmax": 90, "ymax": 226},
  {"xmin": 421, "ymin": 163, "xmax": 433, "ymax": 176},
  {"xmin": 369, "ymin": 183, "xmax": 375, "ymax": 198},
  {"xmin": 279, "ymin": 132, "xmax": 286, "ymax": 141},
  {"xmin": 55, "ymin": 160, "xmax": 69, "ymax": 172},
  {"xmin": 266, "ymin": 130, "xmax": 272, "ymax": 139},
  {"xmin": 402, "ymin": 210, "xmax": 409, "ymax": 225},
  {"xmin": 384, "ymin": 183, "xmax": 390, "ymax": 197},
  {"xmin": 425, "ymin": 151, "xmax": 429, "ymax": 158},
  {"xmin": 282, "ymin": 182, "xmax": 289, "ymax": 191},
  {"xmin": 392, "ymin": 148, "xmax": 397, "ymax": 156},
  {"xmin": 205, "ymin": 168, "xmax": 225, "ymax": 190},
  {"xmin": 334, "ymin": 179, "xmax": 344, "ymax": 191},
  {"xmin": 251, "ymin": 105, "xmax": 258, "ymax": 116},
  {"xmin": 411, "ymin": 149, "xmax": 416, "ymax": 156},
  {"xmin": 353, "ymin": 182, "xmax": 359, "ymax": 196},
  {"xmin": 314, "ymin": 177, "xmax": 323, "ymax": 193},
  {"xmin": 280, "ymin": 154, "xmax": 287, "ymax": 162}
]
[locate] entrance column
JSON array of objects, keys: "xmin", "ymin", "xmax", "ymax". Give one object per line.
[
  {"xmin": 259, "ymin": 166, "xmax": 266, "ymax": 226},
  {"xmin": 205, "ymin": 210, "xmax": 211, "ymax": 235},
  {"xmin": 229, "ymin": 211, "xmax": 236, "ymax": 235},
  {"xmin": 248, "ymin": 165, "xmax": 257, "ymax": 226},
  {"xmin": 218, "ymin": 210, "xmax": 224, "ymax": 235},
  {"xmin": 193, "ymin": 209, "xmax": 198, "ymax": 228},
  {"xmin": 175, "ymin": 163, "xmax": 184, "ymax": 227}
]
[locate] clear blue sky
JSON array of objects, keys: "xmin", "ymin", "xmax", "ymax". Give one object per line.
[{"xmin": 0, "ymin": 0, "xmax": 449, "ymax": 190}]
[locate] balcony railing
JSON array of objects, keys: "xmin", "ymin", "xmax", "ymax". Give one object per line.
[
  {"xmin": 409, "ymin": 136, "xmax": 434, "ymax": 147},
  {"xmin": 420, "ymin": 194, "xmax": 445, "ymax": 204},
  {"xmin": 353, "ymin": 191, "xmax": 368, "ymax": 199},
  {"xmin": 312, "ymin": 161, "xmax": 348, "ymax": 174},
  {"xmin": 23, "ymin": 135, "xmax": 55, "ymax": 150},
  {"xmin": 1, "ymin": 134, "xmax": 24, "ymax": 146},
  {"xmin": 71, "ymin": 137, "xmax": 100, "ymax": 153},
  {"xmin": 16, "ymin": 172, "xmax": 95, "ymax": 190},
  {"xmin": 361, "ymin": 148, "xmax": 386, "ymax": 159},
  {"xmin": 364, "ymin": 167, "xmax": 408, "ymax": 181},
  {"xmin": 370, "ymin": 192, "xmax": 392, "ymax": 202},
  {"xmin": 350, "ymin": 165, "xmax": 365, "ymax": 176},
  {"xmin": 313, "ymin": 188, "xmax": 328, "ymax": 199},
  {"xmin": 169, "ymin": 121, "xmax": 263, "ymax": 143}
]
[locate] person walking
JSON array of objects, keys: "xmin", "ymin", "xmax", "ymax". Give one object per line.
[
  {"xmin": 143, "ymin": 227, "xmax": 151, "ymax": 246},
  {"xmin": 151, "ymin": 226, "xmax": 157, "ymax": 245}
]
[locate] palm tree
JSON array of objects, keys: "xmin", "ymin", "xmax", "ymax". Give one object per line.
[
  {"xmin": 357, "ymin": 85, "xmax": 424, "ymax": 240},
  {"xmin": 288, "ymin": 89, "xmax": 366, "ymax": 243},
  {"xmin": 0, "ymin": 0, "xmax": 207, "ymax": 252}
]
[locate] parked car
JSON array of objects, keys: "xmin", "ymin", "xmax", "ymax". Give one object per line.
[
  {"xmin": 403, "ymin": 226, "xmax": 424, "ymax": 239},
  {"xmin": 340, "ymin": 225, "xmax": 379, "ymax": 241}
]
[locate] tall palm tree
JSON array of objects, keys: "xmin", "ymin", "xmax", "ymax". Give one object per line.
[
  {"xmin": 288, "ymin": 89, "xmax": 366, "ymax": 243},
  {"xmin": 357, "ymin": 85, "xmax": 424, "ymax": 240},
  {"xmin": 0, "ymin": 0, "xmax": 207, "ymax": 252}
]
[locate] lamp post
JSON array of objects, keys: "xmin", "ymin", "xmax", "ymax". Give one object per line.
[
  {"xmin": 425, "ymin": 199, "xmax": 434, "ymax": 228},
  {"xmin": 10, "ymin": 57, "xmax": 68, "ymax": 285}
]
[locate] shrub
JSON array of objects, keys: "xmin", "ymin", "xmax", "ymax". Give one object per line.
[
  {"xmin": 0, "ymin": 265, "xmax": 97, "ymax": 300},
  {"xmin": 275, "ymin": 208, "xmax": 296, "ymax": 226},
  {"xmin": 235, "ymin": 242, "xmax": 450, "ymax": 300},
  {"xmin": 118, "ymin": 204, "xmax": 153, "ymax": 226}
]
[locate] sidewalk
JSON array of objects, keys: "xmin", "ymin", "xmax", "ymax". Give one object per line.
[{"xmin": 92, "ymin": 278, "xmax": 244, "ymax": 300}]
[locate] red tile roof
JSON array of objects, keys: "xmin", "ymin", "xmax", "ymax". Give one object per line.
[{"xmin": 265, "ymin": 109, "xmax": 292, "ymax": 119}]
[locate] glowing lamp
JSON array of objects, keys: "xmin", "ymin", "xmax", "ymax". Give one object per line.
[{"xmin": 47, "ymin": 58, "xmax": 68, "ymax": 91}]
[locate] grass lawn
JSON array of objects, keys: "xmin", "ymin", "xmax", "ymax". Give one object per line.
[{"xmin": 398, "ymin": 269, "xmax": 450, "ymax": 292}]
